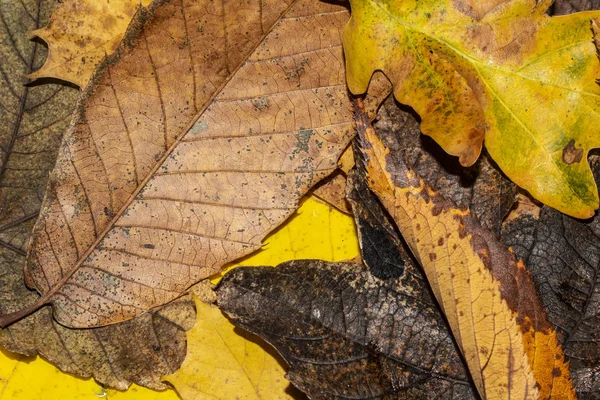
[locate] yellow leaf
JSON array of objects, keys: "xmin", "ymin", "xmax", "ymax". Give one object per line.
[
  {"xmin": 343, "ymin": 0, "xmax": 600, "ymax": 218},
  {"xmin": 164, "ymin": 297, "xmax": 292, "ymax": 400},
  {"xmin": 0, "ymin": 196, "xmax": 358, "ymax": 398},
  {"xmin": 30, "ymin": 0, "xmax": 151, "ymax": 87},
  {"xmin": 0, "ymin": 353, "xmax": 179, "ymax": 400},
  {"xmin": 354, "ymin": 104, "xmax": 575, "ymax": 400},
  {"xmin": 167, "ymin": 197, "xmax": 358, "ymax": 399}
]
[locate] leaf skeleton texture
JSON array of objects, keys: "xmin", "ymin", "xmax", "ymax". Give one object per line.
[
  {"xmin": 217, "ymin": 261, "xmax": 476, "ymax": 400},
  {"xmin": 6, "ymin": 0, "xmax": 390, "ymax": 328},
  {"xmin": 0, "ymin": 0, "xmax": 196, "ymax": 390},
  {"xmin": 354, "ymin": 105, "xmax": 575, "ymax": 399},
  {"xmin": 343, "ymin": 0, "xmax": 600, "ymax": 218},
  {"xmin": 502, "ymin": 157, "xmax": 600, "ymax": 399}
]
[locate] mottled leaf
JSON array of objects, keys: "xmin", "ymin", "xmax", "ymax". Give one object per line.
[
  {"xmin": 343, "ymin": 0, "xmax": 600, "ymax": 218},
  {"xmin": 374, "ymin": 98, "xmax": 517, "ymax": 234},
  {"xmin": 29, "ymin": 0, "xmax": 151, "ymax": 87},
  {"xmin": 354, "ymin": 103, "xmax": 575, "ymax": 398},
  {"xmin": 217, "ymin": 260, "xmax": 476, "ymax": 400},
  {"xmin": 502, "ymin": 157, "xmax": 600, "ymax": 398},
  {"xmin": 0, "ymin": 0, "xmax": 195, "ymax": 390}
]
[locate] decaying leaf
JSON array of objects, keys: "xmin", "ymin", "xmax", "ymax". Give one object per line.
[
  {"xmin": 166, "ymin": 195, "xmax": 358, "ymax": 399},
  {"xmin": 165, "ymin": 296, "xmax": 299, "ymax": 400},
  {"xmin": 551, "ymin": 0, "xmax": 600, "ymax": 15},
  {"xmin": 29, "ymin": 0, "xmax": 151, "ymax": 87},
  {"xmin": 374, "ymin": 98, "xmax": 517, "ymax": 234},
  {"xmin": 1, "ymin": 0, "xmax": 390, "ymax": 329},
  {"xmin": 343, "ymin": 0, "xmax": 600, "ymax": 218},
  {"xmin": 502, "ymin": 157, "xmax": 600, "ymax": 398},
  {"xmin": 312, "ymin": 171, "xmax": 352, "ymax": 214},
  {"xmin": 0, "ymin": 0, "xmax": 195, "ymax": 390},
  {"xmin": 217, "ymin": 260, "xmax": 476, "ymax": 399},
  {"xmin": 354, "ymin": 103, "xmax": 574, "ymax": 399}
]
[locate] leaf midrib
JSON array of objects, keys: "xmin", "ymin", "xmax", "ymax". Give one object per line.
[{"xmin": 0, "ymin": 0, "xmax": 304, "ymax": 327}]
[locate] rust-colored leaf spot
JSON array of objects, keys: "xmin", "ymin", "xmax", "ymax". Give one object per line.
[{"xmin": 562, "ymin": 139, "xmax": 584, "ymax": 164}]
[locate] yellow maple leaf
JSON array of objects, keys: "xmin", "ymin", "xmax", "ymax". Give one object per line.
[
  {"xmin": 343, "ymin": 0, "xmax": 600, "ymax": 218},
  {"xmin": 30, "ymin": 0, "xmax": 152, "ymax": 87}
]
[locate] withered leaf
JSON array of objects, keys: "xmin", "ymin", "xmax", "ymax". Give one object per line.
[
  {"xmin": 355, "ymin": 104, "xmax": 575, "ymax": 398},
  {"xmin": 29, "ymin": 0, "xmax": 151, "ymax": 87},
  {"xmin": 374, "ymin": 98, "xmax": 517, "ymax": 235},
  {"xmin": 312, "ymin": 170, "xmax": 352, "ymax": 215},
  {"xmin": 346, "ymin": 167, "xmax": 406, "ymax": 280},
  {"xmin": 7, "ymin": 0, "xmax": 390, "ymax": 328},
  {"xmin": 217, "ymin": 260, "xmax": 476, "ymax": 400},
  {"xmin": 551, "ymin": 0, "xmax": 600, "ymax": 14},
  {"xmin": 0, "ymin": 0, "xmax": 195, "ymax": 390},
  {"xmin": 502, "ymin": 158, "xmax": 600, "ymax": 398}
]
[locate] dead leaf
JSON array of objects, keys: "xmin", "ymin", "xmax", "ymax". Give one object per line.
[
  {"xmin": 346, "ymin": 168, "xmax": 407, "ymax": 280},
  {"xmin": 354, "ymin": 103, "xmax": 575, "ymax": 399},
  {"xmin": 0, "ymin": 0, "xmax": 195, "ymax": 390},
  {"xmin": 312, "ymin": 171, "xmax": 351, "ymax": 214},
  {"xmin": 1, "ymin": 0, "xmax": 390, "ymax": 328},
  {"xmin": 217, "ymin": 260, "xmax": 476, "ymax": 399},
  {"xmin": 374, "ymin": 98, "xmax": 517, "ymax": 235},
  {"xmin": 29, "ymin": 0, "xmax": 151, "ymax": 87},
  {"xmin": 502, "ymin": 157, "xmax": 600, "ymax": 398},
  {"xmin": 165, "ymin": 296, "xmax": 301, "ymax": 400},
  {"xmin": 551, "ymin": 0, "xmax": 600, "ymax": 14},
  {"xmin": 343, "ymin": 0, "xmax": 600, "ymax": 218}
]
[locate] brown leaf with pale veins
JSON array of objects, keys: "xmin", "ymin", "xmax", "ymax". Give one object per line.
[
  {"xmin": 502, "ymin": 157, "xmax": 600, "ymax": 398},
  {"xmin": 0, "ymin": 0, "xmax": 195, "ymax": 390},
  {"xmin": 354, "ymin": 103, "xmax": 575, "ymax": 399},
  {"xmin": 1, "ymin": 0, "xmax": 391, "ymax": 328},
  {"xmin": 217, "ymin": 260, "xmax": 476, "ymax": 400}
]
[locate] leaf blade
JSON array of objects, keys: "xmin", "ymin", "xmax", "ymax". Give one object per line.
[
  {"xmin": 354, "ymin": 103, "xmax": 576, "ymax": 399},
  {"xmin": 8, "ymin": 0, "xmax": 390, "ymax": 328},
  {"xmin": 342, "ymin": 0, "xmax": 600, "ymax": 217}
]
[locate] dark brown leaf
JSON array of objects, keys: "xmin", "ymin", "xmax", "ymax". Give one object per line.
[
  {"xmin": 550, "ymin": 0, "xmax": 600, "ymax": 14},
  {"xmin": 0, "ymin": 0, "xmax": 195, "ymax": 390},
  {"xmin": 502, "ymin": 158, "xmax": 600, "ymax": 398},
  {"xmin": 217, "ymin": 260, "xmax": 476, "ymax": 400},
  {"xmin": 373, "ymin": 99, "xmax": 517, "ymax": 234}
]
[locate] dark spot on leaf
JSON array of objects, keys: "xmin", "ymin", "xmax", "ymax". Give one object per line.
[{"xmin": 562, "ymin": 139, "xmax": 583, "ymax": 164}]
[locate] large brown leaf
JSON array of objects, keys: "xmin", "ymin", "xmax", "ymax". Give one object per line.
[
  {"xmin": 0, "ymin": 0, "xmax": 390, "ymax": 328},
  {"xmin": 0, "ymin": 0, "xmax": 195, "ymax": 390},
  {"xmin": 502, "ymin": 158, "xmax": 600, "ymax": 398},
  {"xmin": 217, "ymin": 260, "xmax": 476, "ymax": 399}
]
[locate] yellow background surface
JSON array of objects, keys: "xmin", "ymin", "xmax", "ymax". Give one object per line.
[{"xmin": 0, "ymin": 196, "xmax": 359, "ymax": 399}]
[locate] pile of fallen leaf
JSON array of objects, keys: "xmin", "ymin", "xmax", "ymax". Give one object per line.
[{"xmin": 1, "ymin": 0, "xmax": 600, "ymax": 398}]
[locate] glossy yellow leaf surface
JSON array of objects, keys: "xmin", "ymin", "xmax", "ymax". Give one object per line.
[
  {"xmin": 0, "ymin": 197, "xmax": 358, "ymax": 399},
  {"xmin": 343, "ymin": 0, "xmax": 600, "ymax": 218},
  {"xmin": 30, "ymin": 0, "xmax": 152, "ymax": 87}
]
